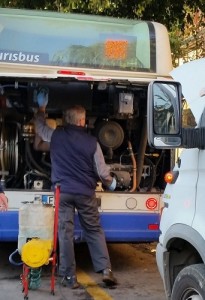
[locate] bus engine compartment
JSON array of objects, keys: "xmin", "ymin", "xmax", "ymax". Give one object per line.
[{"xmin": 0, "ymin": 77, "xmax": 171, "ymax": 193}]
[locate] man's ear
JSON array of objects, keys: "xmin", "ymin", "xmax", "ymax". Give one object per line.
[{"xmin": 79, "ymin": 118, "xmax": 85, "ymax": 126}]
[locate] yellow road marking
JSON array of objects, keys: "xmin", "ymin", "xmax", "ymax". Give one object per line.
[{"xmin": 77, "ymin": 268, "xmax": 113, "ymax": 300}]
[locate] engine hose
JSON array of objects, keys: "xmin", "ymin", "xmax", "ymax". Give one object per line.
[
  {"xmin": 41, "ymin": 153, "xmax": 51, "ymax": 168},
  {"xmin": 9, "ymin": 249, "xmax": 23, "ymax": 266},
  {"xmin": 155, "ymin": 149, "xmax": 165, "ymax": 169},
  {"xmin": 25, "ymin": 139, "xmax": 50, "ymax": 177},
  {"xmin": 128, "ymin": 141, "xmax": 137, "ymax": 192}
]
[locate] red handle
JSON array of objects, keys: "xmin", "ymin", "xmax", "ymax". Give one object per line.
[
  {"xmin": 53, "ymin": 184, "xmax": 60, "ymax": 252},
  {"xmin": 51, "ymin": 183, "xmax": 60, "ymax": 294}
]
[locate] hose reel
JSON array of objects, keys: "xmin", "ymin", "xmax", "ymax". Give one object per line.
[{"xmin": 0, "ymin": 121, "xmax": 19, "ymax": 178}]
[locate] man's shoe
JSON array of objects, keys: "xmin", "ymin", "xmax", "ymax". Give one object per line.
[
  {"xmin": 102, "ymin": 268, "xmax": 117, "ymax": 286},
  {"xmin": 61, "ymin": 275, "xmax": 80, "ymax": 289}
]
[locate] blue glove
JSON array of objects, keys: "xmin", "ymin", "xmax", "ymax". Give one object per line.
[
  {"xmin": 37, "ymin": 88, "xmax": 49, "ymax": 107},
  {"xmin": 108, "ymin": 177, "xmax": 117, "ymax": 191}
]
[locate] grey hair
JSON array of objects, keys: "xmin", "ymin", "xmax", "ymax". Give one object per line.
[{"xmin": 63, "ymin": 105, "xmax": 86, "ymax": 125}]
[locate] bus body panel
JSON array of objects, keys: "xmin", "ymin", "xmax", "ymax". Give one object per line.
[
  {"xmin": 2, "ymin": 190, "xmax": 161, "ymax": 242},
  {"xmin": 1, "ymin": 211, "xmax": 160, "ymax": 242}
]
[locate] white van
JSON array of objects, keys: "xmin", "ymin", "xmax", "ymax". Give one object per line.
[{"xmin": 147, "ymin": 58, "xmax": 205, "ymax": 300}]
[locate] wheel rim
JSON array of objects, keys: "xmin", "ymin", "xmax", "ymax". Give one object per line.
[{"xmin": 182, "ymin": 288, "xmax": 203, "ymax": 300}]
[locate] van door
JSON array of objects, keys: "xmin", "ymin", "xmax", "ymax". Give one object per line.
[
  {"xmin": 192, "ymin": 134, "xmax": 205, "ymax": 237},
  {"xmin": 160, "ymin": 148, "xmax": 199, "ymax": 235}
]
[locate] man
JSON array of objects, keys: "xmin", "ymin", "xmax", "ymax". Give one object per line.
[
  {"xmin": 34, "ymin": 93, "xmax": 117, "ymax": 289},
  {"xmin": 0, "ymin": 185, "xmax": 8, "ymax": 211}
]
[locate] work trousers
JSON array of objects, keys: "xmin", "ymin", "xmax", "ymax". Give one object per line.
[{"xmin": 58, "ymin": 193, "xmax": 111, "ymax": 277}]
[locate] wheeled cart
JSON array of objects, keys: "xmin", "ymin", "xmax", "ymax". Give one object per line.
[{"xmin": 20, "ymin": 184, "xmax": 60, "ymax": 299}]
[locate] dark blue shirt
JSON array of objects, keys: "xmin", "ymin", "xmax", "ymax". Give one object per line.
[
  {"xmin": 50, "ymin": 124, "xmax": 98, "ymax": 196},
  {"xmin": 35, "ymin": 111, "xmax": 114, "ymax": 191}
]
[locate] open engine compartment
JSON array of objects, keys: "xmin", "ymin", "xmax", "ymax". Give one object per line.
[{"xmin": 0, "ymin": 77, "xmax": 171, "ymax": 193}]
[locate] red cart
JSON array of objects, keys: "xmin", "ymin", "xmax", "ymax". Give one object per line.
[{"xmin": 21, "ymin": 184, "xmax": 60, "ymax": 299}]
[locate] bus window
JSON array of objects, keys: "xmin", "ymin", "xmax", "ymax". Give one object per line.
[{"xmin": 0, "ymin": 8, "xmax": 172, "ymax": 76}]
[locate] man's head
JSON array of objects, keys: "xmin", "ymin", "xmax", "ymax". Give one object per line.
[{"xmin": 64, "ymin": 105, "xmax": 86, "ymax": 127}]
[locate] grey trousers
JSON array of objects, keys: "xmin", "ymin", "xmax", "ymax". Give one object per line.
[{"xmin": 58, "ymin": 193, "xmax": 111, "ymax": 277}]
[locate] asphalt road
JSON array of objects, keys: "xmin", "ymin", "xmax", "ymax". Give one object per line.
[{"xmin": 0, "ymin": 242, "xmax": 166, "ymax": 300}]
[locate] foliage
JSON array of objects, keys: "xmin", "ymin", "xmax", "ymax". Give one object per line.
[
  {"xmin": 0, "ymin": 0, "xmax": 205, "ymax": 31},
  {"xmin": 170, "ymin": 7, "xmax": 205, "ymax": 66}
]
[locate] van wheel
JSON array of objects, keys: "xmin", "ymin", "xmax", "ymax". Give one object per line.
[{"xmin": 171, "ymin": 264, "xmax": 205, "ymax": 300}]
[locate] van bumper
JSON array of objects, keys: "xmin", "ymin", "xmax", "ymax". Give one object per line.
[
  {"xmin": 156, "ymin": 242, "xmax": 166, "ymax": 279},
  {"xmin": 156, "ymin": 242, "xmax": 171, "ymax": 299}
]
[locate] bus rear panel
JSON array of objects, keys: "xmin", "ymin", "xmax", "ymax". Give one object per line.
[{"xmin": 0, "ymin": 8, "xmax": 173, "ymax": 242}]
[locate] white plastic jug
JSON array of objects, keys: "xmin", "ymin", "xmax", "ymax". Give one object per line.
[{"xmin": 18, "ymin": 202, "xmax": 54, "ymax": 254}]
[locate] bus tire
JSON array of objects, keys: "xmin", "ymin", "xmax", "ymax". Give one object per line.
[{"xmin": 171, "ymin": 264, "xmax": 205, "ymax": 300}]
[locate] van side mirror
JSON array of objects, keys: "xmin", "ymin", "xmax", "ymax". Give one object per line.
[{"xmin": 147, "ymin": 81, "xmax": 182, "ymax": 148}]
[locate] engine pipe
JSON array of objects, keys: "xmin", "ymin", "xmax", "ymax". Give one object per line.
[
  {"xmin": 136, "ymin": 116, "xmax": 148, "ymax": 190},
  {"xmin": 128, "ymin": 141, "xmax": 137, "ymax": 192}
]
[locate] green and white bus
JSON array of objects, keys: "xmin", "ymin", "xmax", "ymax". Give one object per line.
[{"xmin": 0, "ymin": 8, "xmax": 173, "ymax": 242}]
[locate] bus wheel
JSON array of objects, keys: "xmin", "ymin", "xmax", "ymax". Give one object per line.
[{"xmin": 171, "ymin": 264, "xmax": 205, "ymax": 300}]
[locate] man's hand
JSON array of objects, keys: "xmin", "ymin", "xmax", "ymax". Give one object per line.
[
  {"xmin": 108, "ymin": 177, "xmax": 117, "ymax": 191},
  {"xmin": 0, "ymin": 193, "xmax": 8, "ymax": 211},
  {"xmin": 37, "ymin": 87, "xmax": 49, "ymax": 108}
]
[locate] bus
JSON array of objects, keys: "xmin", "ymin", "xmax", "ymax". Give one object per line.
[{"xmin": 0, "ymin": 8, "xmax": 173, "ymax": 243}]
